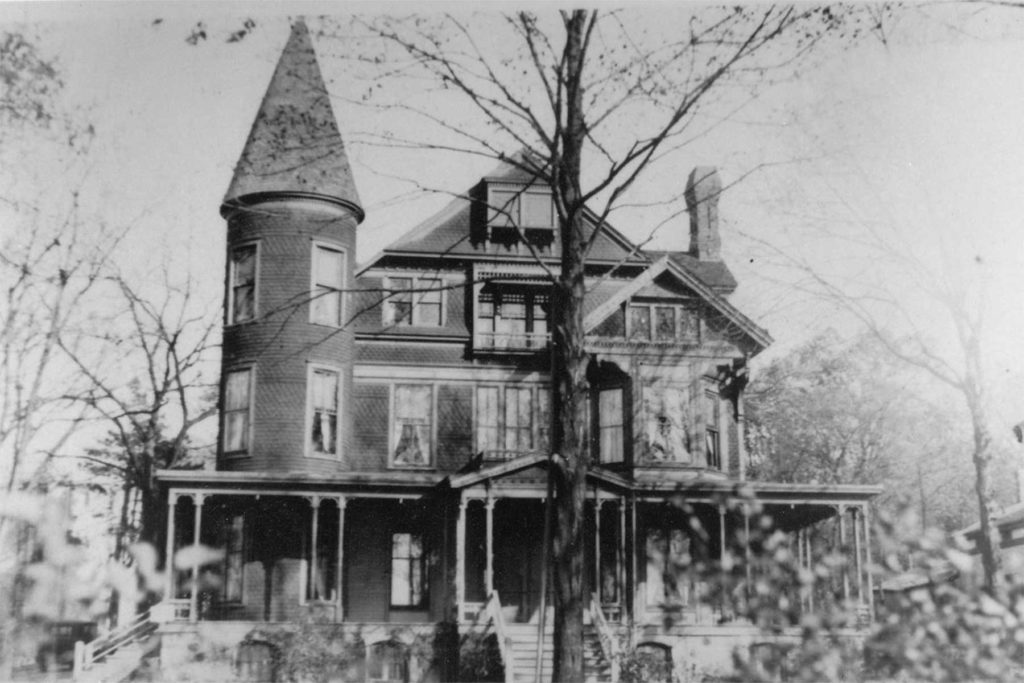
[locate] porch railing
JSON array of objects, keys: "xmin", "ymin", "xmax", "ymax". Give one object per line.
[
  {"xmin": 475, "ymin": 331, "xmax": 550, "ymax": 351},
  {"xmin": 485, "ymin": 591, "xmax": 515, "ymax": 683},
  {"xmin": 73, "ymin": 608, "xmax": 156, "ymax": 681},
  {"xmin": 589, "ymin": 592, "xmax": 620, "ymax": 683}
]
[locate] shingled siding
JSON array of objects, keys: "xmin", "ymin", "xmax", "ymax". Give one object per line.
[
  {"xmin": 436, "ymin": 384, "xmax": 473, "ymax": 471},
  {"xmin": 353, "ymin": 383, "xmax": 389, "ymax": 469},
  {"xmin": 219, "ymin": 198, "xmax": 358, "ymax": 475}
]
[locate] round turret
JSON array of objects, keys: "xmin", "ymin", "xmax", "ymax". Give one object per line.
[{"xmin": 217, "ymin": 20, "xmax": 363, "ymax": 474}]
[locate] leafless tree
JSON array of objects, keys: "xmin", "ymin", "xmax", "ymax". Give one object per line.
[
  {"xmin": 56, "ymin": 270, "xmax": 219, "ymax": 554},
  {"xmin": 332, "ymin": 8, "xmax": 884, "ymax": 679}
]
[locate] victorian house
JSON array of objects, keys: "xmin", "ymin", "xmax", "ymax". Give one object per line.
[{"xmin": 74, "ymin": 21, "xmax": 882, "ymax": 683}]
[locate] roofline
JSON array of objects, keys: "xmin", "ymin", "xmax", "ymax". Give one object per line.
[
  {"xmin": 221, "ymin": 191, "xmax": 365, "ymax": 223},
  {"xmin": 155, "ymin": 468, "xmax": 443, "ymax": 489}
]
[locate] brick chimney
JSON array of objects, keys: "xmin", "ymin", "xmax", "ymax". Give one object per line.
[{"xmin": 685, "ymin": 166, "xmax": 721, "ymax": 261}]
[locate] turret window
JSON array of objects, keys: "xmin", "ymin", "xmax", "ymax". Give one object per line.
[
  {"xmin": 309, "ymin": 366, "xmax": 341, "ymax": 457},
  {"xmin": 311, "ymin": 244, "xmax": 345, "ymax": 327},
  {"xmin": 228, "ymin": 244, "xmax": 258, "ymax": 324},
  {"xmin": 223, "ymin": 368, "xmax": 253, "ymax": 454}
]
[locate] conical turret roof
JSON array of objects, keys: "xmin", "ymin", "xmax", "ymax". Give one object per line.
[{"xmin": 222, "ymin": 20, "xmax": 363, "ymax": 221}]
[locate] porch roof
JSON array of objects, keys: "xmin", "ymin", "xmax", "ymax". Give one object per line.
[
  {"xmin": 154, "ymin": 468, "xmax": 445, "ymax": 495},
  {"xmin": 445, "ymin": 456, "xmax": 882, "ymax": 505}
]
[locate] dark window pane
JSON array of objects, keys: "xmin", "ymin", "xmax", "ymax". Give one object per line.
[{"xmin": 655, "ymin": 307, "xmax": 675, "ymax": 341}]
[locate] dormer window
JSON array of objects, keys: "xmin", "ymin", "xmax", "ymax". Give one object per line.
[{"xmin": 487, "ymin": 184, "xmax": 555, "ymax": 237}]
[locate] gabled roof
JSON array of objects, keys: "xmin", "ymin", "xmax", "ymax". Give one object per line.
[
  {"xmin": 448, "ymin": 453, "xmax": 632, "ymax": 491},
  {"xmin": 583, "ymin": 255, "xmax": 773, "ymax": 355},
  {"xmin": 222, "ymin": 20, "xmax": 363, "ymax": 220}
]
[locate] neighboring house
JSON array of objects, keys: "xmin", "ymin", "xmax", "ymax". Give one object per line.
[{"xmin": 143, "ymin": 21, "xmax": 880, "ymax": 682}]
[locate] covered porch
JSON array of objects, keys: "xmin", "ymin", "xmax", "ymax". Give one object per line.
[
  {"xmin": 153, "ymin": 470, "xmax": 448, "ymax": 625},
  {"xmin": 448, "ymin": 455, "xmax": 881, "ymax": 631}
]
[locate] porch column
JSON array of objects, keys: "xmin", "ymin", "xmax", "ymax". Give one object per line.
[
  {"xmin": 631, "ymin": 494, "xmax": 639, "ymax": 624},
  {"xmin": 718, "ymin": 504, "xmax": 727, "ymax": 616},
  {"xmin": 455, "ymin": 494, "xmax": 467, "ymax": 620},
  {"xmin": 308, "ymin": 496, "xmax": 321, "ymax": 600},
  {"xmin": 164, "ymin": 493, "xmax": 179, "ymax": 601},
  {"xmin": 796, "ymin": 528, "xmax": 805, "ymax": 613},
  {"xmin": 807, "ymin": 527, "xmax": 815, "ymax": 612},
  {"xmin": 852, "ymin": 506, "xmax": 864, "ymax": 604},
  {"xmin": 863, "ymin": 504, "xmax": 875, "ymax": 619},
  {"xmin": 618, "ymin": 498, "xmax": 626, "ymax": 612},
  {"xmin": 594, "ymin": 497, "xmax": 602, "ymax": 603},
  {"xmin": 736, "ymin": 389, "xmax": 746, "ymax": 481},
  {"xmin": 838, "ymin": 505, "xmax": 850, "ymax": 602},
  {"xmin": 189, "ymin": 493, "xmax": 206, "ymax": 623},
  {"xmin": 337, "ymin": 497, "xmax": 347, "ymax": 617},
  {"xmin": 743, "ymin": 503, "xmax": 752, "ymax": 592},
  {"xmin": 485, "ymin": 494, "xmax": 495, "ymax": 596}
]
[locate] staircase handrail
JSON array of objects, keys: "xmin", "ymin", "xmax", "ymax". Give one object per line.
[
  {"xmin": 74, "ymin": 608, "xmax": 155, "ymax": 679},
  {"xmin": 485, "ymin": 591, "xmax": 515, "ymax": 683},
  {"xmin": 589, "ymin": 593, "xmax": 620, "ymax": 683}
]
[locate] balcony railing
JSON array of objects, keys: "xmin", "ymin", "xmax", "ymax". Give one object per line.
[{"xmin": 475, "ymin": 331, "xmax": 549, "ymax": 351}]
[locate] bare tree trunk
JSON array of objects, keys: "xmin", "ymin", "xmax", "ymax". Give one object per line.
[
  {"xmin": 968, "ymin": 398, "xmax": 1004, "ymax": 598},
  {"xmin": 550, "ymin": 12, "xmax": 588, "ymax": 683}
]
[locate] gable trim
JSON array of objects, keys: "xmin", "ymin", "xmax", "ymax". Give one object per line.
[{"xmin": 583, "ymin": 257, "xmax": 772, "ymax": 353}]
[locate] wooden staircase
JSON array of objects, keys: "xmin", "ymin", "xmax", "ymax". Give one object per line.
[
  {"xmin": 73, "ymin": 609, "xmax": 157, "ymax": 683},
  {"xmin": 500, "ymin": 622, "xmax": 613, "ymax": 682}
]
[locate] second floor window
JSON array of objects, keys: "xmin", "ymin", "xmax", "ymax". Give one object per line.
[
  {"xmin": 704, "ymin": 391, "xmax": 721, "ymax": 469},
  {"xmin": 310, "ymin": 368, "xmax": 339, "ymax": 456},
  {"xmin": 643, "ymin": 385, "xmax": 692, "ymax": 464},
  {"xmin": 229, "ymin": 244, "xmax": 257, "ymax": 324},
  {"xmin": 393, "ymin": 385, "xmax": 432, "ymax": 467},
  {"xmin": 311, "ymin": 245, "xmax": 344, "ymax": 326},
  {"xmin": 598, "ymin": 388, "xmax": 625, "ymax": 464},
  {"xmin": 477, "ymin": 290, "xmax": 548, "ymax": 350},
  {"xmin": 223, "ymin": 368, "xmax": 252, "ymax": 454},
  {"xmin": 476, "ymin": 385, "xmax": 550, "ymax": 457},
  {"xmin": 385, "ymin": 276, "xmax": 444, "ymax": 327}
]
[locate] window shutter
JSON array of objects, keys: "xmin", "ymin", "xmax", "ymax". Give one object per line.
[
  {"xmin": 437, "ymin": 384, "xmax": 473, "ymax": 469},
  {"xmin": 354, "ymin": 383, "xmax": 389, "ymax": 464}
]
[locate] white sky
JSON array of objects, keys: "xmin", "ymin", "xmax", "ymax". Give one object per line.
[{"xmin": 3, "ymin": 2, "xmax": 1024, "ymax": 431}]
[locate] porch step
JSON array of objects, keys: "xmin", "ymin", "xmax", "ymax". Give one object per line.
[{"xmin": 501, "ymin": 625, "xmax": 611, "ymax": 683}]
